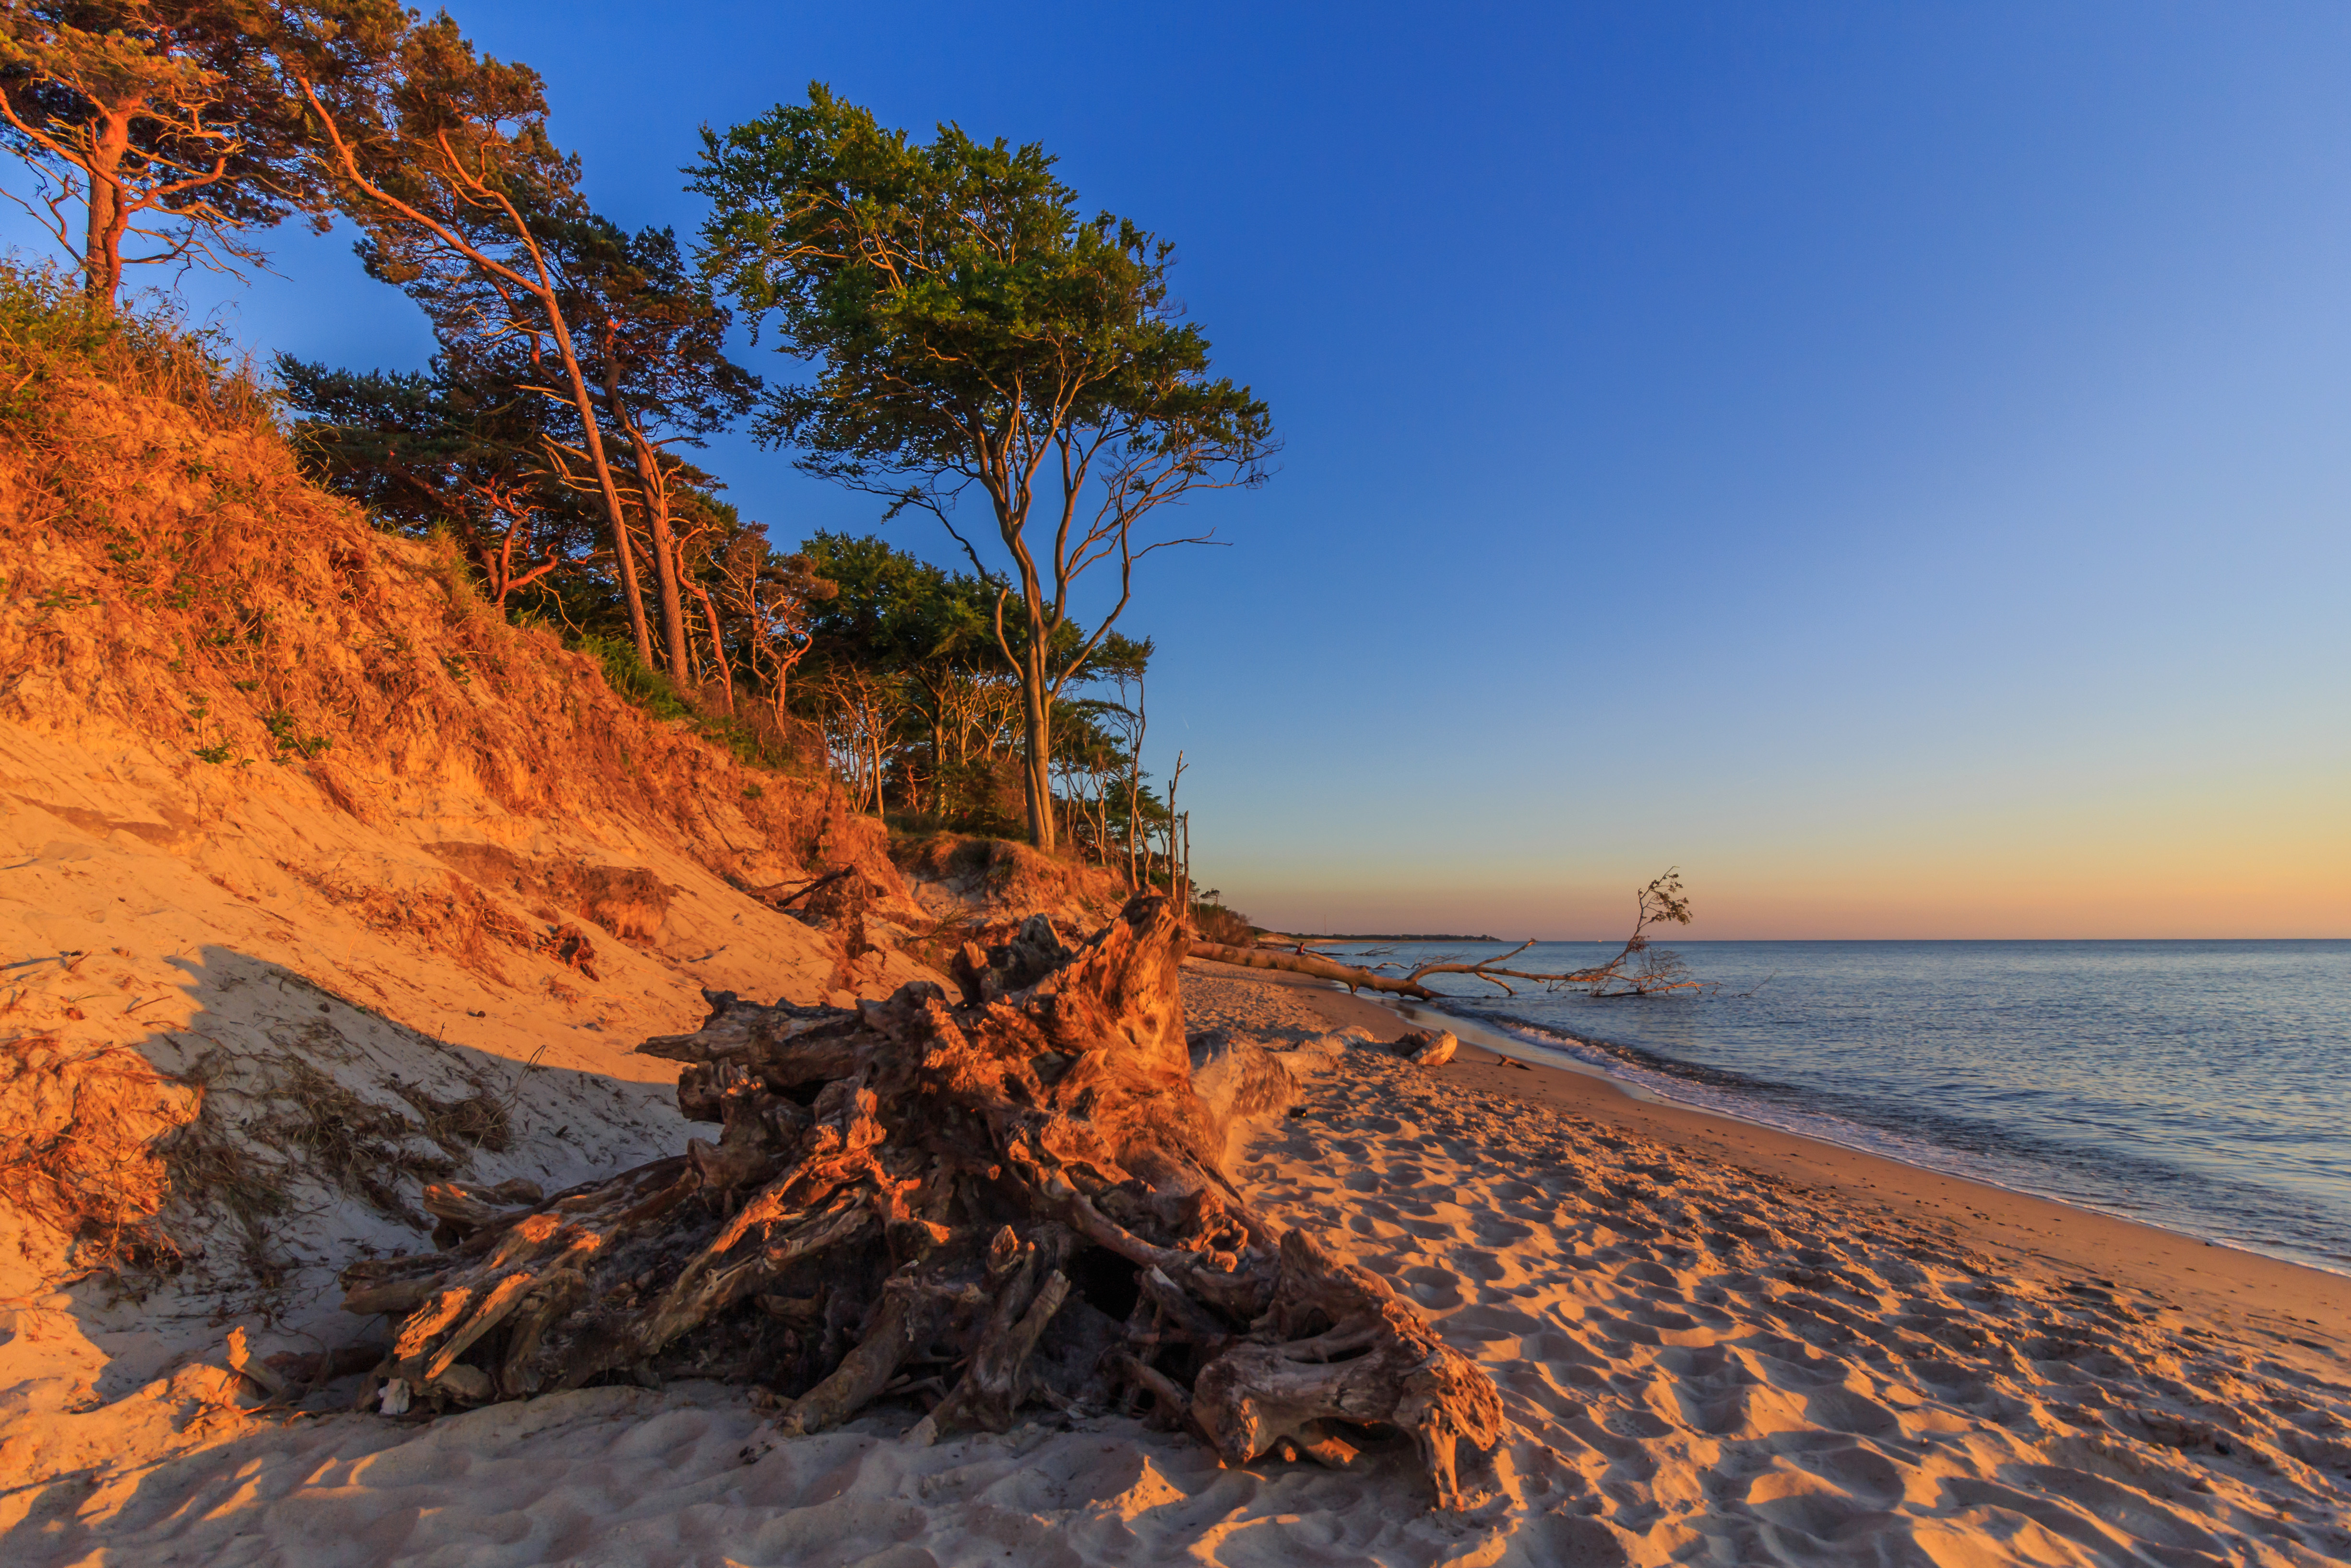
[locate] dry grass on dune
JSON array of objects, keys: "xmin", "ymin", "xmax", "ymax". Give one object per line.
[
  {"xmin": 0, "ymin": 266, "xmax": 951, "ymax": 1335},
  {"xmin": 0, "ymin": 1035, "xmax": 201, "ymax": 1277},
  {"xmin": 0, "ymin": 265, "xmax": 888, "ymax": 893}
]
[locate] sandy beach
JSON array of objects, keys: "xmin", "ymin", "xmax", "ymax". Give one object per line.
[
  {"xmin": 2, "ymin": 960, "xmax": 2343, "ymax": 1567},
  {"xmin": 4, "ymin": 23, "xmax": 2343, "ymax": 1558},
  {"xmin": 1216, "ymin": 961, "xmax": 2351, "ymax": 1353}
]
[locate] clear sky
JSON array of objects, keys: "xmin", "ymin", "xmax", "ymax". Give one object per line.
[{"xmin": 13, "ymin": 2, "xmax": 2346, "ymax": 938}]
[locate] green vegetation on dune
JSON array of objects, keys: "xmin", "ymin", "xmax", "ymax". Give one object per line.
[{"xmin": 4, "ymin": 3, "xmax": 1262, "ymax": 906}]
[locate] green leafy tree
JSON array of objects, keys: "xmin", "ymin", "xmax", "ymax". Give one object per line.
[
  {"xmin": 276, "ymin": 348, "xmax": 593, "ymax": 606},
  {"xmin": 695, "ymin": 85, "xmax": 1273, "ymax": 850},
  {"xmin": 798, "ymin": 531, "xmax": 992, "ymax": 820},
  {"xmin": 553, "ymin": 217, "xmax": 761, "ymax": 687},
  {"xmin": 289, "ymin": 10, "xmax": 656, "ymax": 664},
  {"xmin": 0, "ymin": 0, "xmax": 393, "ymax": 317}
]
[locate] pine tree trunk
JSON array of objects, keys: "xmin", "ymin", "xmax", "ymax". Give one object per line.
[
  {"xmin": 81, "ymin": 118, "xmax": 129, "ymax": 320},
  {"xmin": 691, "ymin": 581, "xmax": 736, "ymax": 715},
  {"xmin": 549, "ymin": 339, "xmax": 651, "ymax": 665},
  {"xmin": 603, "ymin": 365, "xmax": 692, "ymax": 683}
]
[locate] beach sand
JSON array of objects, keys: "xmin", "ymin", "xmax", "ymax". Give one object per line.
[{"xmin": 3, "ymin": 962, "xmax": 2345, "ymax": 1566}]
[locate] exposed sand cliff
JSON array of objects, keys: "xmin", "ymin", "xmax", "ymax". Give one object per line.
[{"xmin": 0, "ymin": 363, "xmax": 953, "ymax": 1407}]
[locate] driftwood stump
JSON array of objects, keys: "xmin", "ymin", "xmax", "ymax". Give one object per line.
[{"xmin": 338, "ymin": 896, "xmax": 1504, "ymax": 1508}]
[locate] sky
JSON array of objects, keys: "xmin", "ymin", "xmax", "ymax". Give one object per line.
[{"xmin": 11, "ymin": 1, "xmax": 2346, "ymax": 938}]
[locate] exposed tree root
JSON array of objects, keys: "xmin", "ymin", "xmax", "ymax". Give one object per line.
[{"xmin": 335, "ymin": 895, "xmax": 1503, "ymax": 1508}]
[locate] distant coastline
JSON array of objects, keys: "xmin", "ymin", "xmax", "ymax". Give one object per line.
[{"xmin": 1280, "ymin": 932, "xmax": 1508, "ymax": 944}]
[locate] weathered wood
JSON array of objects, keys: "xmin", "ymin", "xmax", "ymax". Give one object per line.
[
  {"xmin": 1190, "ymin": 1229, "xmax": 1506, "ymax": 1510},
  {"xmin": 336, "ymin": 894, "xmax": 1506, "ymax": 1509},
  {"xmin": 1109, "ymin": 1349, "xmax": 1199, "ymax": 1433},
  {"xmin": 950, "ymin": 915, "xmax": 1077, "ymax": 1005},
  {"xmin": 1390, "ymin": 1028, "xmax": 1459, "ymax": 1068},
  {"xmin": 912, "ymin": 1247, "xmax": 1072, "ymax": 1444},
  {"xmin": 1187, "ymin": 868, "xmax": 1703, "ymax": 1002},
  {"xmin": 1184, "ymin": 940, "xmax": 1441, "ymax": 999},
  {"xmin": 775, "ymin": 1279, "xmax": 930, "ymax": 1437}
]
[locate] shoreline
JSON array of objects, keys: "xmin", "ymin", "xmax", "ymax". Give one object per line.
[
  {"xmin": 1431, "ymin": 994, "xmax": 2351, "ymax": 1285},
  {"xmin": 3, "ymin": 957, "xmax": 2342, "ymax": 1563},
  {"xmin": 1186, "ymin": 956, "xmax": 2351, "ymax": 1352}
]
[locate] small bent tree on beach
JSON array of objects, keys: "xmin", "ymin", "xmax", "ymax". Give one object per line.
[
  {"xmin": 693, "ymin": 85, "xmax": 1275, "ymax": 852},
  {"xmin": 1584, "ymin": 867, "xmax": 1696, "ymax": 999},
  {"xmin": 1189, "ymin": 868, "xmax": 1704, "ymax": 1001},
  {"xmin": 337, "ymin": 897, "xmax": 1506, "ymax": 1509}
]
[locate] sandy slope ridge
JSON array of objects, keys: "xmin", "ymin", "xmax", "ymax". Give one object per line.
[
  {"xmin": 0, "ymin": 972, "xmax": 2340, "ymax": 1566},
  {"xmin": 0, "ymin": 365, "xmax": 1120, "ymax": 1452}
]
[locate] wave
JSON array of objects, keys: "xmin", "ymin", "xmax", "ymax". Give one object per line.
[{"xmin": 1425, "ymin": 1000, "xmax": 2351, "ymax": 1278}]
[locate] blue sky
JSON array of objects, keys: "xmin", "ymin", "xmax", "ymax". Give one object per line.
[{"xmin": 12, "ymin": 2, "xmax": 2346, "ymax": 936}]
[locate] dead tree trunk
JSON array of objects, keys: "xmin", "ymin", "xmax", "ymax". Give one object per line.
[
  {"xmin": 1183, "ymin": 940, "xmax": 1448, "ymax": 999},
  {"xmin": 337, "ymin": 896, "xmax": 1503, "ymax": 1509},
  {"xmin": 1183, "ymin": 868, "xmax": 1704, "ymax": 1001}
]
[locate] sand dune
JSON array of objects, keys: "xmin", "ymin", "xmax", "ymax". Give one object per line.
[{"xmin": 3, "ymin": 967, "xmax": 2346, "ymax": 1566}]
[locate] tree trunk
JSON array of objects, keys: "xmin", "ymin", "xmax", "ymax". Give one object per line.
[
  {"xmin": 691, "ymin": 580, "xmax": 736, "ymax": 716},
  {"xmin": 289, "ymin": 76, "xmax": 654, "ymax": 667},
  {"xmin": 542, "ymin": 324, "xmax": 652, "ymax": 666},
  {"xmin": 755, "ymin": 583, "xmax": 795, "ymax": 726},
  {"xmin": 1182, "ymin": 941, "xmax": 1439, "ymax": 1000},
  {"xmin": 335, "ymin": 898, "xmax": 1503, "ymax": 1510},
  {"xmin": 650, "ymin": 507, "xmax": 691, "ymax": 685},
  {"xmin": 1018, "ymin": 630, "xmax": 1057, "ymax": 852},
  {"xmin": 82, "ymin": 118, "xmax": 129, "ymax": 319},
  {"xmin": 1126, "ymin": 680, "xmax": 1146, "ymax": 891},
  {"xmin": 602, "ymin": 362, "xmax": 692, "ymax": 683}
]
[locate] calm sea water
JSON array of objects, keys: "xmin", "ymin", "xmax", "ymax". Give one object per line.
[{"xmin": 1317, "ymin": 940, "xmax": 2351, "ymax": 1275}]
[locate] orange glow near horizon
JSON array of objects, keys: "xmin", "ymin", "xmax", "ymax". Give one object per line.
[{"xmin": 1234, "ymin": 783, "xmax": 2351, "ymax": 941}]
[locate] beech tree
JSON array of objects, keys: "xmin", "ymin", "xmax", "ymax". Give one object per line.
[
  {"xmin": 0, "ymin": 0, "xmax": 391, "ymax": 317},
  {"xmin": 694, "ymin": 85, "xmax": 1273, "ymax": 851}
]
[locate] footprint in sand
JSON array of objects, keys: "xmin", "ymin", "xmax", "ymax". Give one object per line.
[
  {"xmin": 1401, "ymin": 1262, "xmax": 1464, "ymax": 1308},
  {"xmin": 1797, "ymin": 1384, "xmax": 1903, "ymax": 1440}
]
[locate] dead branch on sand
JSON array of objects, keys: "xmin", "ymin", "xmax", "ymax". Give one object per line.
[
  {"xmin": 1188, "ymin": 868, "xmax": 1703, "ymax": 1001},
  {"xmin": 335, "ymin": 896, "xmax": 1504, "ymax": 1509}
]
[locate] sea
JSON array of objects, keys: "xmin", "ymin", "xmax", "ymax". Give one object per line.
[{"xmin": 1312, "ymin": 939, "xmax": 2351, "ymax": 1277}]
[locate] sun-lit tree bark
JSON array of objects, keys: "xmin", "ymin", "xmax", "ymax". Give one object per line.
[{"xmin": 290, "ymin": 13, "xmax": 653, "ymax": 663}]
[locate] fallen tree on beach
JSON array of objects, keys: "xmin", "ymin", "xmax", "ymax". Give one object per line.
[
  {"xmin": 1189, "ymin": 869, "xmax": 1703, "ymax": 1001},
  {"xmin": 336, "ymin": 896, "xmax": 1504, "ymax": 1509}
]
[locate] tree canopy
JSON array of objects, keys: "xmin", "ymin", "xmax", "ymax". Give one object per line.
[
  {"xmin": 0, "ymin": 0, "xmax": 395, "ymax": 314},
  {"xmin": 693, "ymin": 83, "xmax": 1273, "ymax": 849},
  {"xmin": 6, "ymin": 15, "xmax": 1234, "ymax": 894},
  {"xmin": 292, "ymin": 8, "xmax": 659, "ymax": 664}
]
